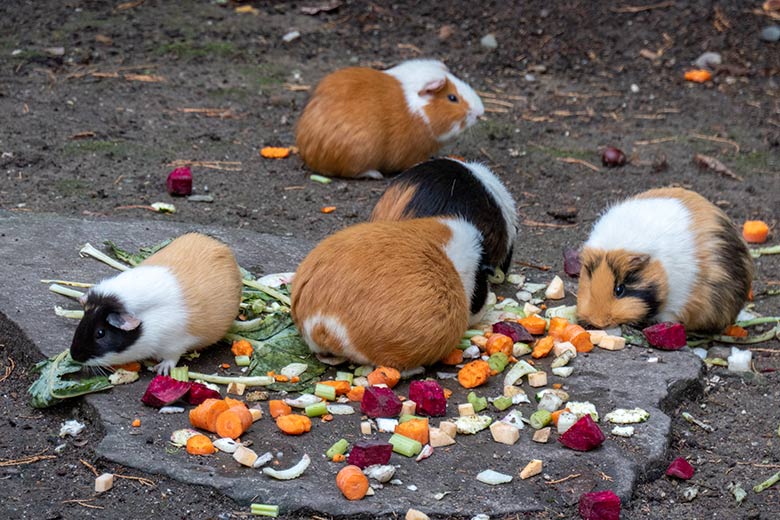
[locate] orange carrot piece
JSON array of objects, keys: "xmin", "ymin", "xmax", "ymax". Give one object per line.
[
  {"xmin": 332, "ymin": 453, "xmax": 346, "ymax": 463},
  {"xmin": 532, "ymin": 336, "xmax": 555, "ymax": 359},
  {"xmin": 275, "ymin": 414, "xmax": 312, "ymax": 435},
  {"xmin": 367, "ymin": 366, "xmax": 401, "ymax": 388},
  {"xmin": 186, "ymin": 434, "xmax": 216, "ymax": 455},
  {"xmin": 336, "ymin": 465, "xmax": 369, "ymax": 501},
  {"xmin": 220, "ymin": 363, "xmax": 231, "ymax": 369},
  {"xmin": 322, "ymin": 414, "xmax": 334, "ymax": 422},
  {"xmin": 346, "ymin": 385, "xmax": 365, "ymax": 402},
  {"xmin": 684, "ymin": 69, "xmax": 712, "ymax": 83},
  {"xmin": 319, "ymin": 380, "xmax": 352, "ymax": 395},
  {"xmin": 291, "ymin": 376, "xmax": 300, "ymax": 383},
  {"xmin": 485, "ymin": 333, "xmax": 514, "ymax": 356},
  {"xmin": 518, "ymin": 315, "xmax": 547, "ymax": 335},
  {"xmin": 551, "ymin": 408, "xmax": 569, "ymax": 427},
  {"xmin": 394, "ymin": 418, "xmax": 429, "ymax": 445},
  {"xmin": 223, "ymin": 397, "xmax": 245, "ymax": 408},
  {"xmin": 274, "ymin": 374, "xmax": 290, "ymax": 382},
  {"xmin": 742, "ymin": 220, "xmax": 769, "ymax": 244},
  {"xmin": 457, "ymin": 360, "xmax": 491, "ymax": 389},
  {"xmin": 552, "ymin": 383, "xmax": 562, "ymax": 390},
  {"xmin": 114, "ymin": 361, "xmax": 142, "ymax": 372},
  {"xmin": 723, "ymin": 325, "xmax": 748, "ymax": 338},
  {"xmin": 564, "ymin": 324, "xmax": 594, "ymax": 353},
  {"xmin": 230, "ymin": 339, "xmax": 254, "ymax": 356},
  {"xmin": 216, "ymin": 405, "xmax": 253, "ymax": 439},
  {"xmin": 547, "ymin": 317, "xmax": 570, "ymax": 340},
  {"xmin": 189, "ymin": 398, "xmax": 230, "ymax": 433},
  {"xmin": 442, "ymin": 388, "xmax": 453, "ymax": 399},
  {"xmin": 269, "ymin": 400, "xmax": 292, "ymax": 418},
  {"xmin": 131, "ymin": 418, "xmax": 141, "ymax": 428},
  {"xmin": 440, "ymin": 348, "xmax": 464, "ymax": 365},
  {"xmin": 260, "ymin": 146, "xmax": 291, "ymax": 159}
]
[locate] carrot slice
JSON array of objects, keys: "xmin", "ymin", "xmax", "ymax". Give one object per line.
[
  {"xmin": 532, "ymin": 336, "xmax": 555, "ymax": 359},
  {"xmin": 723, "ymin": 325, "xmax": 748, "ymax": 338},
  {"xmin": 485, "ymin": 334, "xmax": 513, "ymax": 356},
  {"xmin": 269, "ymin": 399, "xmax": 292, "ymax": 418},
  {"xmin": 547, "ymin": 317, "xmax": 570, "ymax": 340},
  {"xmin": 366, "ymin": 367, "xmax": 401, "ymax": 388},
  {"xmin": 394, "ymin": 418, "xmax": 429, "ymax": 445},
  {"xmin": 518, "ymin": 315, "xmax": 547, "ymax": 335},
  {"xmin": 440, "ymin": 348, "xmax": 464, "ymax": 365},
  {"xmin": 742, "ymin": 220, "xmax": 769, "ymax": 244},
  {"xmin": 457, "ymin": 360, "xmax": 491, "ymax": 389},
  {"xmin": 275, "ymin": 414, "xmax": 312, "ymax": 435},
  {"xmin": 346, "ymin": 385, "xmax": 365, "ymax": 402},
  {"xmin": 114, "ymin": 361, "xmax": 142, "ymax": 372},
  {"xmin": 186, "ymin": 434, "xmax": 216, "ymax": 455},
  {"xmin": 189, "ymin": 398, "xmax": 230, "ymax": 433},
  {"xmin": 564, "ymin": 324, "xmax": 594, "ymax": 353},
  {"xmin": 684, "ymin": 69, "xmax": 712, "ymax": 83},
  {"xmin": 231, "ymin": 339, "xmax": 254, "ymax": 356},
  {"xmin": 215, "ymin": 405, "xmax": 253, "ymax": 439},
  {"xmin": 319, "ymin": 380, "xmax": 352, "ymax": 395},
  {"xmin": 336, "ymin": 465, "xmax": 369, "ymax": 501}
]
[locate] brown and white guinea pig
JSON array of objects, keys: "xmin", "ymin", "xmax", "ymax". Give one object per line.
[
  {"xmin": 370, "ymin": 158, "xmax": 517, "ymax": 318},
  {"xmin": 576, "ymin": 187, "xmax": 753, "ymax": 333},
  {"xmin": 70, "ymin": 233, "xmax": 243, "ymax": 374},
  {"xmin": 290, "ymin": 217, "xmax": 483, "ymax": 369},
  {"xmin": 295, "ymin": 59, "xmax": 484, "ymax": 179}
]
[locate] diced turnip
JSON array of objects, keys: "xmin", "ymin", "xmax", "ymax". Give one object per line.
[
  {"xmin": 491, "ymin": 321, "xmax": 534, "ymax": 343},
  {"xmin": 538, "ymin": 392, "xmax": 563, "ymax": 413},
  {"xmin": 438, "ymin": 421, "xmax": 457, "ymax": 439},
  {"xmin": 361, "ymin": 386, "xmax": 402, "ymax": 418},
  {"xmin": 578, "ymin": 490, "xmax": 621, "ymax": 520},
  {"xmin": 520, "ymin": 459, "xmax": 543, "ymax": 479},
  {"xmin": 598, "ymin": 335, "xmax": 626, "ymax": 351},
  {"xmin": 643, "ymin": 322, "xmax": 687, "ymax": 350},
  {"xmin": 545, "ymin": 275, "xmax": 565, "ymax": 299},
  {"xmin": 458, "ymin": 403, "xmax": 476, "ymax": 417},
  {"xmin": 401, "ymin": 400, "xmax": 417, "ymax": 417},
  {"xmin": 428, "ymin": 427, "xmax": 456, "ymax": 447},
  {"xmin": 563, "ymin": 248, "xmax": 582, "ymax": 277},
  {"xmin": 347, "ymin": 440, "xmax": 393, "ymax": 468},
  {"xmin": 558, "ymin": 415, "xmax": 606, "ymax": 451},
  {"xmin": 166, "ymin": 166, "xmax": 192, "ymax": 196},
  {"xmin": 95, "ymin": 473, "xmax": 114, "ymax": 493},
  {"xmin": 364, "ymin": 464, "xmax": 396, "ymax": 483},
  {"xmin": 523, "ymin": 302, "xmax": 542, "ymax": 316},
  {"xmin": 552, "ymin": 367, "xmax": 574, "ymax": 378},
  {"xmin": 557, "ymin": 411, "xmax": 578, "ymax": 434},
  {"xmin": 141, "ymin": 375, "xmax": 192, "ymax": 408},
  {"xmin": 376, "ymin": 418, "xmax": 399, "ymax": 433},
  {"xmin": 528, "ymin": 371, "xmax": 547, "ymax": 387},
  {"xmin": 233, "ymin": 445, "xmax": 258, "ymax": 467},
  {"xmin": 227, "ymin": 382, "xmax": 246, "ymax": 396},
  {"xmin": 408, "ymin": 380, "xmax": 447, "ymax": 417},
  {"xmin": 727, "ymin": 347, "xmax": 752, "ymax": 373},
  {"xmin": 213, "ymin": 437, "xmax": 239, "ymax": 453},
  {"xmin": 666, "ymin": 457, "xmax": 695, "ymax": 480},
  {"xmin": 553, "ymin": 341, "xmax": 576, "ymax": 357},
  {"xmin": 249, "ymin": 408, "xmax": 263, "ymax": 422},
  {"xmin": 489, "ymin": 421, "xmax": 520, "ymax": 445},
  {"xmin": 186, "ymin": 382, "xmax": 221, "ymax": 405},
  {"xmin": 532, "ymin": 427, "xmax": 551, "ymax": 443},
  {"xmin": 360, "ymin": 421, "xmax": 373, "ymax": 435},
  {"xmin": 405, "ymin": 508, "xmax": 430, "ymax": 520},
  {"xmin": 476, "ymin": 469, "xmax": 513, "ymax": 485},
  {"xmin": 587, "ymin": 330, "xmax": 607, "ymax": 345}
]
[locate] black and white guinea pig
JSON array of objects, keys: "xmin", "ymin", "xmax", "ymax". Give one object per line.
[
  {"xmin": 577, "ymin": 187, "xmax": 754, "ymax": 332},
  {"xmin": 370, "ymin": 157, "xmax": 517, "ymax": 318},
  {"xmin": 70, "ymin": 233, "xmax": 243, "ymax": 374},
  {"xmin": 290, "ymin": 217, "xmax": 483, "ymax": 369}
]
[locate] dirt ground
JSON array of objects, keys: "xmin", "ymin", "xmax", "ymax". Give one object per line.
[{"xmin": 1, "ymin": 0, "xmax": 779, "ymax": 518}]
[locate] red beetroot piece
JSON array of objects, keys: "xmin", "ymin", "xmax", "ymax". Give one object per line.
[
  {"xmin": 578, "ymin": 490, "xmax": 621, "ymax": 520},
  {"xmin": 408, "ymin": 380, "xmax": 447, "ymax": 417},
  {"xmin": 666, "ymin": 457, "xmax": 695, "ymax": 480},
  {"xmin": 601, "ymin": 146, "xmax": 626, "ymax": 167},
  {"xmin": 563, "ymin": 247, "xmax": 582, "ymax": 278},
  {"xmin": 643, "ymin": 322, "xmax": 687, "ymax": 350},
  {"xmin": 166, "ymin": 166, "xmax": 192, "ymax": 196},
  {"xmin": 141, "ymin": 375, "xmax": 192, "ymax": 408},
  {"xmin": 346, "ymin": 440, "xmax": 393, "ymax": 468},
  {"xmin": 491, "ymin": 321, "xmax": 534, "ymax": 343},
  {"xmin": 360, "ymin": 386, "xmax": 402, "ymax": 418},
  {"xmin": 186, "ymin": 382, "xmax": 221, "ymax": 405},
  {"xmin": 559, "ymin": 415, "xmax": 606, "ymax": 451}
]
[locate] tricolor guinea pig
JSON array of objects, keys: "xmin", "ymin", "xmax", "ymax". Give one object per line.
[
  {"xmin": 290, "ymin": 217, "xmax": 483, "ymax": 369},
  {"xmin": 70, "ymin": 233, "xmax": 243, "ymax": 374},
  {"xmin": 295, "ymin": 59, "xmax": 484, "ymax": 179},
  {"xmin": 576, "ymin": 187, "xmax": 753, "ymax": 332},
  {"xmin": 370, "ymin": 158, "xmax": 517, "ymax": 317}
]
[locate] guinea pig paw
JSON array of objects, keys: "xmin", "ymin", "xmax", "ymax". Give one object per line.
[
  {"xmin": 315, "ymin": 353, "xmax": 348, "ymax": 366},
  {"xmin": 355, "ymin": 169, "xmax": 384, "ymax": 180},
  {"xmin": 153, "ymin": 359, "xmax": 178, "ymax": 376}
]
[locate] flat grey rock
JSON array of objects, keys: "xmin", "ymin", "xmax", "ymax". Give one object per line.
[{"xmin": 0, "ymin": 212, "xmax": 703, "ymax": 517}]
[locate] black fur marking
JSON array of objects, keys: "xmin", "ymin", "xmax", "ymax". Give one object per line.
[
  {"xmin": 610, "ymin": 264, "xmax": 661, "ymax": 319},
  {"xmin": 470, "ymin": 267, "xmax": 490, "ymax": 316},
  {"xmin": 70, "ymin": 293, "xmax": 142, "ymax": 362},
  {"xmin": 583, "ymin": 257, "xmax": 601, "ymax": 278}
]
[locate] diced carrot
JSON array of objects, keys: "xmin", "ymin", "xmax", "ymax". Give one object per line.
[
  {"xmin": 532, "ymin": 336, "xmax": 555, "ymax": 359},
  {"xmin": 269, "ymin": 400, "xmax": 292, "ymax": 418},
  {"xmin": 547, "ymin": 317, "xmax": 570, "ymax": 340},
  {"xmin": 742, "ymin": 220, "xmax": 769, "ymax": 244},
  {"xmin": 260, "ymin": 146, "xmax": 291, "ymax": 159},
  {"xmin": 346, "ymin": 386, "xmax": 365, "ymax": 402},
  {"xmin": 550, "ymin": 408, "xmax": 570, "ymax": 427},
  {"xmin": 186, "ymin": 434, "xmax": 216, "ymax": 455},
  {"xmin": 220, "ymin": 363, "xmax": 230, "ymax": 369},
  {"xmin": 366, "ymin": 367, "xmax": 401, "ymax": 388},
  {"xmin": 319, "ymin": 380, "xmax": 352, "ymax": 395},
  {"xmin": 114, "ymin": 361, "xmax": 142, "ymax": 372},
  {"xmin": 274, "ymin": 374, "xmax": 290, "ymax": 382},
  {"xmin": 723, "ymin": 325, "xmax": 748, "ymax": 338},
  {"xmin": 564, "ymin": 323, "xmax": 594, "ymax": 353},
  {"xmin": 394, "ymin": 418, "xmax": 429, "ymax": 445},
  {"xmin": 440, "ymin": 348, "xmax": 464, "ymax": 365},
  {"xmin": 131, "ymin": 418, "xmax": 141, "ymax": 428},
  {"xmin": 332, "ymin": 453, "xmax": 346, "ymax": 463},
  {"xmin": 518, "ymin": 315, "xmax": 547, "ymax": 335},
  {"xmin": 321, "ymin": 206, "xmax": 337, "ymax": 214},
  {"xmin": 215, "ymin": 405, "xmax": 253, "ymax": 439},
  {"xmin": 457, "ymin": 360, "xmax": 491, "ymax": 389},
  {"xmin": 442, "ymin": 388, "xmax": 453, "ymax": 399},
  {"xmin": 291, "ymin": 376, "xmax": 300, "ymax": 383},
  {"xmin": 189, "ymin": 398, "xmax": 230, "ymax": 433},
  {"xmin": 230, "ymin": 339, "xmax": 253, "ymax": 356},
  {"xmin": 485, "ymin": 334, "xmax": 513, "ymax": 356},
  {"xmin": 552, "ymin": 383, "xmax": 562, "ymax": 390},
  {"xmin": 275, "ymin": 414, "xmax": 312, "ymax": 435},
  {"xmin": 684, "ymin": 69, "xmax": 712, "ymax": 83},
  {"xmin": 322, "ymin": 414, "xmax": 334, "ymax": 422},
  {"xmin": 336, "ymin": 465, "xmax": 369, "ymax": 501}
]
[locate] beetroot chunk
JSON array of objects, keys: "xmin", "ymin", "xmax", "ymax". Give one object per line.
[
  {"xmin": 559, "ymin": 415, "xmax": 605, "ymax": 451},
  {"xmin": 360, "ymin": 386, "xmax": 402, "ymax": 418},
  {"xmin": 578, "ymin": 490, "xmax": 621, "ymax": 520},
  {"xmin": 141, "ymin": 375, "xmax": 192, "ymax": 408},
  {"xmin": 643, "ymin": 322, "xmax": 687, "ymax": 350},
  {"xmin": 408, "ymin": 380, "xmax": 447, "ymax": 417},
  {"xmin": 491, "ymin": 321, "xmax": 534, "ymax": 343},
  {"xmin": 166, "ymin": 166, "xmax": 192, "ymax": 196},
  {"xmin": 347, "ymin": 440, "xmax": 393, "ymax": 468},
  {"xmin": 563, "ymin": 247, "xmax": 582, "ymax": 278},
  {"xmin": 666, "ymin": 457, "xmax": 695, "ymax": 480},
  {"xmin": 186, "ymin": 382, "xmax": 221, "ymax": 405}
]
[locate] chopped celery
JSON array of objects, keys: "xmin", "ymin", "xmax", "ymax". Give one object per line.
[
  {"xmin": 305, "ymin": 401, "xmax": 328, "ymax": 417},
  {"xmin": 354, "ymin": 365, "xmax": 374, "ymax": 377},
  {"xmin": 389, "ymin": 433, "xmax": 422, "ymax": 457},
  {"xmin": 235, "ymin": 355, "xmax": 251, "ymax": 367},
  {"xmin": 458, "ymin": 339, "xmax": 472, "ymax": 350},
  {"xmin": 185, "ymin": 367, "xmax": 274, "ymax": 386},
  {"xmin": 398, "ymin": 414, "xmax": 424, "ymax": 424},
  {"xmin": 463, "ymin": 329, "xmax": 485, "ymax": 339},
  {"xmin": 503, "ymin": 359, "xmax": 536, "ymax": 386},
  {"xmin": 335, "ymin": 371, "xmax": 354, "ymax": 384},
  {"xmin": 326, "ymin": 439, "xmax": 349, "ymax": 459},
  {"xmin": 492, "ymin": 396, "xmax": 513, "ymax": 411},
  {"xmin": 467, "ymin": 391, "xmax": 488, "ymax": 412},
  {"xmin": 250, "ymin": 503, "xmax": 279, "ymax": 517},
  {"xmin": 169, "ymin": 366, "xmax": 189, "ymax": 382},
  {"xmin": 529, "ymin": 409, "xmax": 552, "ymax": 429},
  {"xmin": 314, "ymin": 383, "xmax": 336, "ymax": 401},
  {"xmin": 488, "ymin": 352, "xmax": 509, "ymax": 373}
]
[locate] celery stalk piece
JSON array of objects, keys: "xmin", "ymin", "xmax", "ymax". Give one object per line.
[
  {"xmin": 388, "ymin": 433, "xmax": 422, "ymax": 457},
  {"xmin": 753, "ymin": 471, "xmax": 780, "ymax": 493},
  {"xmin": 326, "ymin": 439, "xmax": 349, "ymax": 459},
  {"xmin": 467, "ymin": 392, "xmax": 488, "ymax": 412},
  {"xmin": 54, "ymin": 306, "xmax": 84, "ymax": 319},
  {"xmin": 79, "ymin": 243, "xmax": 130, "ymax": 271},
  {"xmin": 169, "ymin": 367, "xmax": 189, "ymax": 382},
  {"xmin": 40, "ymin": 279, "xmax": 93, "ymax": 288},
  {"xmin": 250, "ymin": 503, "xmax": 279, "ymax": 517},
  {"xmin": 49, "ymin": 284, "xmax": 85, "ymax": 300},
  {"xmin": 335, "ymin": 371, "xmax": 354, "ymax": 384},
  {"xmin": 463, "ymin": 329, "xmax": 486, "ymax": 339},
  {"xmin": 309, "ymin": 174, "xmax": 332, "ymax": 184},
  {"xmin": 529, "ymin": 409, "xmax": 552, "ymax": 429},
  {"xmin": 314, "ymin": 383, "xmax": 336, "ymax": 401},
  {"xmin": 242, "ymin": 279, "xmax": 291, "ymax": 306},
  {"xmin": 492, "ymin": 396, "xmax": 513, "ymax": 411},
  {"xmin": 458, "ymin": 339, "xmax": 472, "ymax": 350},
  {"xmin": 235, "ymin": 355, "xmax": 251, "ymax": 367},
  {"xmin": 488, "ymin": 352, "xmax": 509, "ymax": 373},
  {"xmin": 187, "ymin": 370, "xmax": 274, "ymax": 386},
  {"xmin": 354, "ymin": 365, "xmax": 374, "ymax": 377},
  {"xmin": 305, "ymin": 401, "xmax": 328, "ymax": 417}
]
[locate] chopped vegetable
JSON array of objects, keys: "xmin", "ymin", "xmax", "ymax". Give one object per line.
[
  {"xmin": 346, "ymin": 386, "xmax": 365, "ymax": 402},
  {"xmin": 231, "ymin": 339, "xmax": 254, "ymax": 356},
  {"xmin": 263, "ymin": 454, "xmax": 311, "ymax": 480},
  {"xmin": 454, "ymin": 414, "xmax": 493, "ymax": 434},
  {"xmin": 601, "ymin": 146, "xmax": 627, "ymax": 167},
  {"xmin": 552, "ymin": 366, "xmax": 574, "ymax": 378},
  {"xmin": 492, "ymin": 396, "xmax": 513, "ymax": 411},
  {"xmin": 216, "ymin": 405, "xmax": 253, "ymax": 439},
  {"xmin": 169, "ymin": 428, "xmax": 201, "ymax": 447},
  {"xmin": 666, "ymin": 457, "xmax": 695, "ymax": 480},
  {"xmin": 566, "ymin": 401, "xmax": 600, "ymax": 422},
  {"xmin": 485, "ymin": 334, "xmax": 514, "ymax": 356},
  {"xmin": 518, "ymin": 315, "xmax": 547, "ymax": 335},
  {"xmin": 438, "ymin": 421, "xmax": 457, "ymax": 438},
  {"xmin": 519, "ymin": 459, "xmax": 543, "ymax": 479},
  {"xmin": 503, "ymin": 359, "xmax": 537, "ymax": 386},
  {"xmin": 753, "ymin": 471, "xmax": 780, "ymax": 493},
  {"xmin": 578, "ymin": 490, "xmax": 621, "ymax": 520},
  {"xmin": 458, "ymin": 402, "xmax": 476, "ymax": 416},
  {"xmin": 336, "ymin": 465, "xmax": 370, "ymax": 501},
  {"xmin": 314, "ymin": 383, "xmax": 337, "ymax": 401},
  {"xmin": 532, "ymin": 336, "xmax": 555, "ymax": 359},
  {"xmin": 305, "ymin": 401, "xmax": 328, "ymax": 417},
  {"xmin": 367, "ymin": 366, "xmax": 401, "ymax": 388},
  {"xmin": 284, "ymin": 393, "xmax": 322, "ymax": 408},
  {"xmin": 250, "ymin": 503, "xmax": 279, "ymax": 517},
  {"xmin": 476, "ymin": 469, "xmax": 513, "ymax": 485},
  {"xmin": 492, "ymin": 321, "xmax": 534, "ymax": 343},
  {"xmin": 556, "ymin": 411, "xmax": 578, "ymax": 434},
  {"xmin": 408, "ymin": 380, "xmax": 447, "ymax": 417},
  {"xmin": 742, "ymin": 220, "xmax": 770, "ymax": 244},
  {"xmin": 537, "ymin": 392, "xmax": 563, "ymax": 413},
  {"xmin": 529, "ymin": 409, "xmax": 552, "ymax": 429},
  {"xmin": 394, "ymin": 417, "xmax": 429, "ymax": 445},
  {"xmin": 269, "ymin": 400, "xmax": 292, "ymax": 418},
  {"xmin": 684, "ymin": 69, "xmax": 712, "ymax": 83},
  {"xmin": 131, "ymin": 418, "xmax": 141, "ymax": 428},
  {"xmin": 114, "ymin": 361, "xmax": 142, "ymax": 372},
  {"xmin": 604, "ymin": 408, "xmax": 650, "ymax": 424},
  {"xmin": 187, "ymin": 382, "xmax": 222, "ymax": 405},
  {"xmin": 547, "ymin": 317, "xmax": 570, "ymax": 340},
  {"xmin": 545, "ymin": 275, "xmax": 565, "ymax": 299},
  {"xmin": 389, "ymin": 433, "xmax": 422, "ymax": 457},
  {"xmin": 326, "ymin": 439, "xmax": 349, "ymax": 460},
  {"xmin": 457, "ymin": 360, "xmax": 491, "ymax": 388},
  {"xmin": 527, "ymin": 371, "xmax": 547, "ymax": 387},
  {"xmin": 166, "ymin": 166, "xmax": 192, "ymax": 196},
  {"xmin": 439, "ymin": 348, "xmax": 463, "ymax": 365},
  {"xmin": 563, "ymin": 323, "xmax": 594, "ymax": 353},
  {"xmin": 260, "ymin": 146, "xmax": 291, "ymax": 159},
  {"xmin": 558, "ymin": 415, "xmax": 605, "ymax": 451},
  {"xmin": 429, "ymin": 427, "xmax": 456, "ymax": 447},
  {"xmin": 489, "ymin": 421, "xmax": 520, "ymax": 445},
  {"xmin": 598, "ymin": 336, "xmax": 626, "ymax": 351},
  {"xmin": 326, "ymin": 404, "xmax": 356, "ymax": 415},
  {"xmin": 550, "ymin": 408, "xmax": 568, "ymax": 427},
  {"xmin": 611, "ymin": 425, "xmax": 635, "ymax": 437},
  {"xmin": 275, "ymin": 414, "xmax": 312, "ymax": 435},
  {"xmin": 189, "ymin": 398, "xmax": 230, "ymax": 433},
  {"xmin": 186, "ymin": 434, "xmax": 216, "ymax": 455},
  {"xmin": 108, "ymin": 369, "xmax": 139, "ymax": 385},
  {"xmin": 563, "ymin": 247, "xmax": 582, "ymax": 277},
  {"xmin": 95, "ymin": 473, "xmax": 114, "ymax": 493},
  {"xmin": 360, "ymin": 386, "xmax": 402, "ymax": 418},
  {"xmin": 347, "ymin": 440, "xmax": 393, "ymax": 468},
  {"xmin": 213, "ymin": 437, "xmax": 239, "ymax": 453},
  {"xmin": 643, "ymin": 322, "xmax": 687, "ymax": 349}
]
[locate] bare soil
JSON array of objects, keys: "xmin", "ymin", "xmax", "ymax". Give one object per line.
[{"xmin": 1, "ymin": 1, "xmax": 779, "ymax": 519}]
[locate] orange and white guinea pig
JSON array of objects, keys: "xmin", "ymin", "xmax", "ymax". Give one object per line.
[
  {"xmin": 577, "ymin": 187, "xmax": 753, "ymax": 332},
  {"xmin": 290, "ymin": 217, "xmax": 483, "ymax": 369},
  {"xmin": 295, "ymin": 59, "xmax": 484, "ymax": 179},
  {"xmin": 370, "ymin": 158, "xmax": 517, "ymax": 318}
]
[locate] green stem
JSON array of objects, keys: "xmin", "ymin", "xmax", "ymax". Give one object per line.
[
  {"xmin": 750, "ymin": 244, "xmax": 780, "ymax": 258},
  {"xmin": 79, "ymin": 243, "xmax": 130, "ymax": 271},
  {"xmin": 54, "ymin": 306, "xmax": 84, "ymax": 319},
  {"xmin": 709, "ymin": 326, "xmax": 779, "ymax": 345},
  {"xmin": 753, "ymin": 471, "xmax": 780, "ymax": 493},
  {"xmin": 49, "ymin": 284, "xmax": 85, "ymax": 300},
  {"xmin": 242, "ymin": 279, "xmax": 291, "ymax": 306},
  {"xmin": 40, "ymin": 279, "xmax": 93, "ymax": 288},
  {"xmin": 735, "ymin": 317, "xmax": 780, "ymax": 328}
]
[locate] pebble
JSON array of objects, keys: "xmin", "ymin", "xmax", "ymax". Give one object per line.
[
  {"xmin": 524, "ymin": 73, "xmax": 536, "ymax": 82},
  {"xmin": 694, "ymin": 51, "xmax": 721, "ymax": 69},
  {"xmin": 630, "ymin": 83, "xmax": 640, "ymax": 93},
  {"xmin": 282, "ymin": 30, "xmax": 301, "ymax": 43},
  {"xmin": 480, "ymin": 33, "xmax": 498, "ymax": 49},
  {"xmin": 760, "ymin": 25, "xmax": 780, "ymax": 42}
]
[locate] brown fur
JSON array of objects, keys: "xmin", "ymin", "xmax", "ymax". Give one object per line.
[
  {"xmin": 142, "ymin": 233, "xmax": 243, "ymax": 346},
  {"xmin": 370, "ymin": 184, "xmax": 418, "ymax": 222},
  {"xmin": 295, "ymin": 67, "xmax": 472, "ymax": 178},
  {"xmin": 290, "ymin": 218, "xmax": 469, "ymax": 369}
]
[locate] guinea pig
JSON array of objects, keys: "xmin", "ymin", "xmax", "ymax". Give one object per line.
[
  {"xmin": 370, "ymin": 158, "xmax": 517, "ymax": 316},
  {"xmin": 290, "ymin": 217, "xmax": 483, "ymax": 369},
  {"xmin": 70, "ymin": 233, "xmax": 243, "ymax": 374},
  {"xmin": 295, "ymin": 59, "xmax": 484, "ymax": 179},
  {"xmin": 576, "ymin": 187, "xmax": 753, "ymax": 332}
]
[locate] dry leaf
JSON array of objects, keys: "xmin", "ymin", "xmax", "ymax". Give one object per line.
[
  {"xmin": 693, "ymin": 154, "xmax": 743, "ymax": 181},
  {"xmin": 95, "ymin": 34, "xmax": 113, "ymax": 45},
  {"xmin": 321, "ymin": 206, "xmax": 337, "ymax": 214},
  {"xmin": 124, "ymin": 73, "xmax": 165, "ymax": 83},
  {"xmin": 70, "ymin": 131, "xmax": 97, "ymax": 140},
  {"xmin": 115, "ymin": 0, "xmax": 145, "ymax": 11}
]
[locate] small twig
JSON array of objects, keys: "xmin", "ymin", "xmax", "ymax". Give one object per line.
[
  {"xmin": 635, "ymin": 136, "xmax": 678, "ymax": 146},
  {"xmin": 479, "ymin": 147, "xmax": 496, "ymax": 163},
  {"xmin": 522, "ymin": 219, "xmax": 578, "ymax": 229},
  {"xmin": 514, "ymin": 260, "xmax": 552, "ymax": 271},
  {"xmin": 681, "ymin": 411, "xmax": 714, "ymax": 432},
  {"xmin": 484, "ymin": 107, "xmax": 509, "ymax": 114},
  {"xmin": 545, "ymin": 473, "xmax": 581, "ymax": 485},
  {"xmin": 114, "ymin": 473, "xmax": 155, "ymax": 487},
  {"xmin": 736, "ymin": 462, "xmax": 780, "ymax": 468},
  {"xmin": 284, "ymin": 83, "xmax": 310, "ymax": 92},
  {"xmin": 80, "ymin": 458, "xmax": 100, "ymax": 477},
  {"xmin": 556, "ymin": 157, "xmax": 601, "ymax": 172},
  {"xmin": 62, "ymin": 499, "xmax": 104, "ymax": 510},
  {"xmin": 0, "ymin": 357, "xmax": 15, "ymax": 383},
  {"xmin": 611, "ymin": 1, "xmax": 675, "ymax": 13},
  {"xmin": 167, "ymin": 160, "xmax": 242, "ymax": 172},
  {"xmin": 599, "ymin": 471, "xmax": 614, "ymax": 482},
  {"xmin": 114, "ymin": 204, "xmax": 158, "ymax": 212},
  {"xmin": 690, "ymin": 133, "xmax": 740, "ymax": 154},
  {"xmin": 483, "ymin": 98, "xmax": 514, "ymax": 108},
  {"xmin": 396, "ymin": 43, "xmax": 422, "ymax": 54},
  {"xmin": 0, "ymin": 450, "xmax": 56, "ymax": 467}
]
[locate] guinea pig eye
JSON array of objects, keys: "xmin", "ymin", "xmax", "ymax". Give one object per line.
[
  {"xmin": 614, "ymin": 284, "xmax": 626, "ymax": 298},
  {"xmin": 447, "ymin": 94, "xmax": 458, "ymax": 103},
  {"xmin": 96, "ymin": 328, "xmax": 106, "ymax": 339}
]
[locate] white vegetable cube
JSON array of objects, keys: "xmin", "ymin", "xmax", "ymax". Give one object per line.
[
  {"xmin": 489, "ymin": 420, "xmax": 520, "ymax": 445},
  {"xmin": 233, "ymin": 445, "xmax": 258, "ymax": 467},
  {"xmin": 428, "ymin": 427, "xmax": 456, "ymax": 447},
  {"xmin": 532, "ymin": 427, "xmax": 551, "ymax": 443},
  {"xmin": 503, "ymin": 385, "xmax": 525, "ymax": 399},
  {"xmin": 519, "ymin": 459, "xmax": 543, "ymax": 480},
  {"xmin": 470, "ymin": 335, "xmax": 488, "ymax": 349},
  {"xmin": 557, "ymin": 412, "xmax": 579, "ymax": 434},
  {"xmin": 728, "ymin": 347, "xmax": 752, "ymax": 373},
  {"xmin": 401, "ymin": 400, "xmax": 417, "ymax": 417},
  {"xmin": 598, "ymin": 336, "xmax": 626, "ymax": 351},
  {"xmin": 523, "ymin": 302, "xmax": 542, "ymax": 316},
  {"xmin": 537, "ymin": 392, "xmax": 563, "ymax": 413},
  {"xmin": 405, "ymin": 508, "xmax": 431, "ymax": 520},
  {"xmin": 551, "ymin": 366, "xmax": 574, "ymax": 378},
  {"xmin": 545, "ymin": 275, "xmax": 565, "ymax": 300},
  {"xmin": 587, "ymin": 330, "xmax": 608, "ymax": 345},
  {"xmin": 553, "ymin": 341, "xmax": 576, "ymax": 358},
  {"xmin": 438, "ymin": 421, "xmax": 457, "ymax": 439},
  {"xmin": 249, "ymin": 408, "xmax": 263, "ymax": 422},
  {"xmin": 360, "ymin": 421, "xmax": 373, "ymax": 435},
  {"xmin": 527, "ymin": 371, "xmax": 547, "ymax": 388},
  {"xmin": 227, "ymin": 382, "xmax": 246, "ymax": 396},
  {"xmin": 95, "ymin": 473, "xmax": 114, "ymax": 493},
  {"xmin": 458, "ymin": 403, "xmax": 476, "ymax": 417}
]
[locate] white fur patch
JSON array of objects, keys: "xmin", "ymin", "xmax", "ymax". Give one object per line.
[
  {"xmin": 585, "ymin": 197, "xmax": 699, "ymax": 319},
  {"xmin": 446, "ymin": 72, "xmax": 484, "ymax": 124},
  {"xmin": 440, "ymin": 218, "xmax": 483, "ymax": 305},
  {"xmin": 301, "ymin": 313, "xmax": 370, "ymax": 365},
  {"xmin": 437, "ymin": 121, "xmax": 463, "ymax": 143},
  {"xmin": 88, "ymin": 265, "xmax": 197, "ymax": 366}
]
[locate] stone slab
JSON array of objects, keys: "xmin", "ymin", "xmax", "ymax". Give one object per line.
[{"xmin": 0, "ymin": 211, "xmax": 703, "ymax": 517}]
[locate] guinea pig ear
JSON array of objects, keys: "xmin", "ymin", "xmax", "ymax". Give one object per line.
[
  {"xmin": 627, "ymin": 254, "xmax": 651, "ymax": 271},
  {"xmin": 419, "ymin": 77, "xmax": 446, "ymax": 96},
  {"xmin": 106, "ymin": 312, "xmax": 141, "ymax": 331}
]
